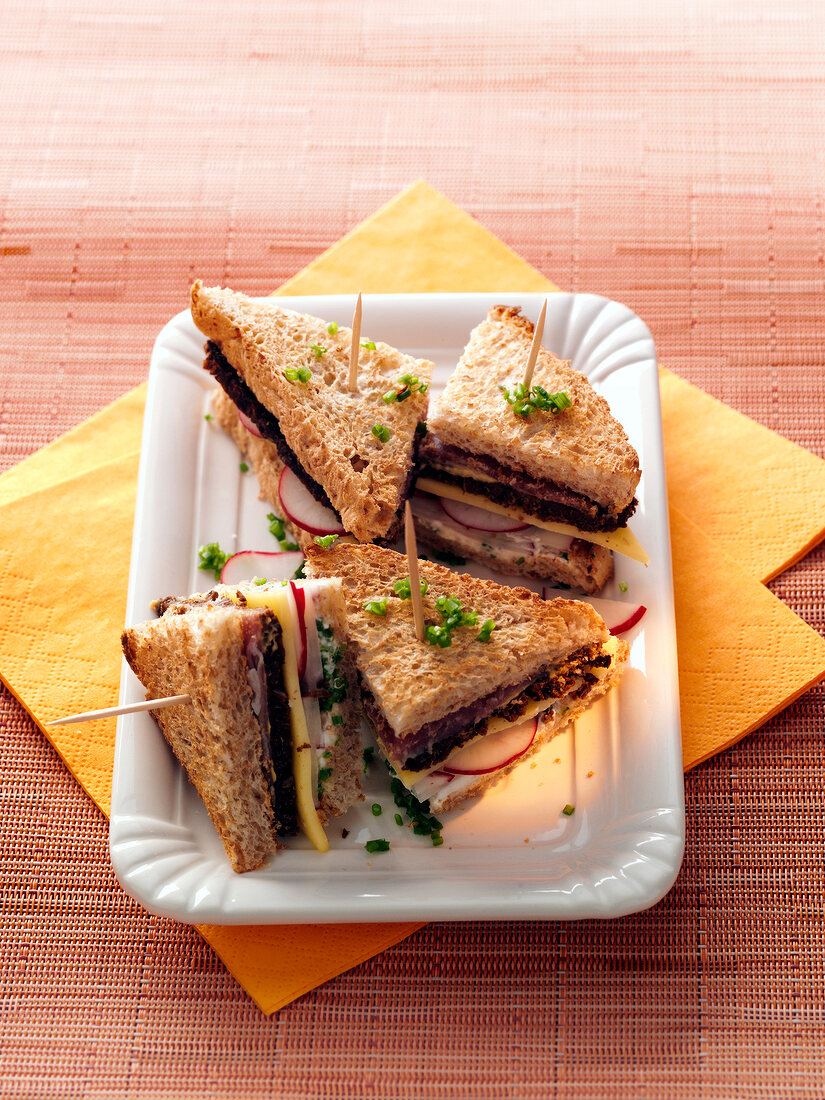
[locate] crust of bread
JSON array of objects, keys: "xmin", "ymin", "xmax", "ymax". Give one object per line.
[
  {"xmin": 430, "ymin": 636, "xmax": 629, "ymax": 813},
  {"xmin": 191, "ymin": 281, "xmax": 432, "ymax": 543},
  {"xmin": 304, "ymin": 542, "xmax": 608, "ymax": 741},
  {"xmin": 426, "ymin": 304, "xmax": 640, "ymax": 514},
  {"xmin": 411, "ymin": 510, "xmax": 614, "ymax": 594},
  {"xmin": 121, "ymin": 604, "xmax": 278, "ymax": 873}
]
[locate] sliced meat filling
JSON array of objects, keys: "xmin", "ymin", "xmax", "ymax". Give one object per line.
[
  {"xmin": 241, "ymin": 609, "xmax": 297, "ymax": 836},
  {"xmin": 419, "ymin": 433, "xmax": 637, "ymax": 532},
  {"xmin": 363, "ymin": 643, "xmax": 605, "ymax": 773},
  {"xmin": 152, "ymin": 590, "xmax": 235, "ymax": 616}
]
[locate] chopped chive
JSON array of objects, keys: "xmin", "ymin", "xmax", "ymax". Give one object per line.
[
  {"xmin": 364, "ymin": 598, "xmax": 388, "ymax": 616},
  {"xmin": 331, "ymin": 714, "xmax": 343, "ymax": 726},
  {"xmin": 371, "ymin": 803, "xmax": 382, "ymax": 817},
  {"xmin": 327, "ymin": 321, "xmax": 339, "ymax": 335},
  {"xmin": 619, "ymin": 581, "xmax": 629, "ymax": 593},
  {"xmin": 314, "ymin": 534, "xmax": 339, "ymax": 548},
  {"xmin": 372, "ymin": 423, "xmax": 391, "ymax": 443},
  {"xmin": 381, "ymin": 373, "xmax": 428, "ymax": 403},
  {"xmin": 362, "ymin": 747, "xmax": 375, "ymax": 773},
  {"xmin": 284, "ymin": 366, "xmax": 312, "ymax": 383},
  {"xmin": 267, "ymin": 512, "xmax": 285, "ymax": 540},
  {"xmin": 431, "ymin": 834, "xmax": 444, "ymax": 847},
  {"xmin": 387, "ymin": 769, "xmax": 444, "ymax": 840},
  {"xmin": 562, "ymin": 804, "xmax": 575, "ymax": 817},
  {"xmin": 239, "ymin": 461, "xmax": 249, "ymax": 473},
  {"xmin": 310, "ymin": 344, "xmax": 326, "ymax": 358},
  {"xmin": 204, "ymin": 413, "xmax": 213, "ymax": 421},
  {"xmin": 500, "ymin": 383, "xmax": 572, "ymax": 418},
  {"xmin": 197, "ymin": 542, "xmax": 228, "ymax": 579},
  {"xmin": 392, "ymin": 576, "xmax": 428, "ymax": 600},
  {"xmin": 360, "ymin": 340, "xmax": 376, "ymax": 351},
  {"xmin": 365, "ymin": 839, "xmax": 390, "ymax": 854},
  {"xmin": 477, "ymin": 618, "xmax": 496, "ymax": 643},
  {"xmin": 252, "ymin": 576, "xmax": 267, "ymax": 586},
  {"xmin": 394, "ymin": 813, "xmax": 403, "ymax": 827}
]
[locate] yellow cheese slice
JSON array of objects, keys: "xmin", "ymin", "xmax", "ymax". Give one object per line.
[
  {"xmin": 232, "ymin": 583, "xmax": 329, "ymax": 853},
  {"xmin": 415, "ymin": 477, "xmax": 650, "ymax": 565}
]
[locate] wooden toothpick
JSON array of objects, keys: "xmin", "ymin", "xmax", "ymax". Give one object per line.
[
  {"xmin": 348, "ymin": 292, "xmax": 362, "ymax": 393},
  {"xmin": 522, "ymin": 298, "xmax": 547, "ymax": 391},
  {"xmin": 46, "ymin": 694, "xmax": 192, "ymax": 727},
  {"xmin": 404, "ymin": 501, "xmax": 425, "ymax": 643}
]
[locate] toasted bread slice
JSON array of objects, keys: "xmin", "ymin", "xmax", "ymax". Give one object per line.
[
  {"xmin": 426, "ymin": 304, "xmax": 640, "ymax": 517},
  {"xmin": 191, "ymin": 281, "xmax": 432, "ymax": 544},
  {"xmin": 304, "ymin": 542, "xmax": 610, "ymax": 747},
  {"xmin": 121, "ymin": 597, "xmax": 283, "ymax": 873}
]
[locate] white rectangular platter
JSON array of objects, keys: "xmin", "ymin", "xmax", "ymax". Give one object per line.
[{"xmin": 109, "ymin": 292, "xmax": 684, "ymax": 924}]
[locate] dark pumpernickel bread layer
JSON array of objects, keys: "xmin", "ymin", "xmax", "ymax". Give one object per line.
[
  {"xmin": 419, "ymin": 433, "xmax": 637, "ymax": 532},
  {"xmin": 257, "ymin": 614, "xmax": 298, "ymax": 836},
  {"xmin": 204, "ymin": 341, "xmax": 334, "ymax": 510}
]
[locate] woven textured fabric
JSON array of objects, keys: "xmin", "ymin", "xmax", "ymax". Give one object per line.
[{"xmin": 2, "ymin": 1, "xmax": 825, "ymax": 1097}]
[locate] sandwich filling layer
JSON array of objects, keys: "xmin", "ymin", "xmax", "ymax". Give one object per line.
[
  {"xmin": 399, "ymin": 635, "xmax": 623, "ymax": 807},
  {"xmin": 240, "ymin": 610, "xmax": 297, "ymax": 836},
  {"xmin": 361, "ymin": 641, "xmax": 609, "ymax": 773},
  {"xmin": 415, "ymin": 477, "xmax": 649, "ymax": 564},
  {"xmin": 418, "ymin": 432, "xmax": 637, "ymax": 532},
  {"xmin": 409, "ymin": 491, "xmax": 613, "ymax": 593}
]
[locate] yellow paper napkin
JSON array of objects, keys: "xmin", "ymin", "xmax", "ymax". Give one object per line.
[{"xmin": 1, "ymin": 180, "xmax": 825, "ymax": 1014}]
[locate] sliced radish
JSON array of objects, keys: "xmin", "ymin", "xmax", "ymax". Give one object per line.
[
  {"xmin": 300, "ymin": 584, "xmax": 325, "ymax": 691},
  {"xmin": 220, "ymin": 549, "xmax": 304, "ymax": 586},
  {"xmin": 278, "ymin": 467, "xmax": 345, "ymax": 536},
  {"xmin": 542, "ymin": 587, "xmax": 647, "ymax": 635},
  {"xmin": 439, "ymin": 496, "xmax": 529, "ymax": 534},
  {"xmin": 238, "ymin": 409, "xmax": 264, "ymax": 438},
  {"xmin": 608, "ymin": 604, "xmax": 647, "ymax": 635},
  {"xmin": 443, "ymin": 716, "xmax": 538, "ymax": 776},
  {"xmin": 290, "ymin": 582, "xmax": 309, "ymax": 681}
]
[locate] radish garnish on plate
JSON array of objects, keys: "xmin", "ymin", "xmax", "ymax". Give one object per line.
[
  {"xmin": 278, "ymin": 467, "xmax": 345, "ymax": 536},
  {"xmin": 439, "ymin": 496, "xmax": 529, "ymax": 534},
  {"xmin": 443, "ymin": 716, "xmax": 538, "ymax": 776},
  {"xmin": 542, "ymin": 587, "xmax": 647, "ymax": 635},
  {"xmin": 220, "ymin": 549, "xmax": 304, "ymax": 586}
]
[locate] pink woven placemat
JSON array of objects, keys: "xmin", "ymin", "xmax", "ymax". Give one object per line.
[{"xmin": 2, "ymin": 1, "xmax": 824, "ymax": 1096}]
